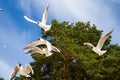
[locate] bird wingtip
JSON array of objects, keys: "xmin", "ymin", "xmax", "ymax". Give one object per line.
[
  {"xmin": 23, "ymin": 15, "xmax": 27, "ymax": 18},
  {"xmin": 47, "ymin": 3, "xmax": 50, "ymax": 7},
  {"xmin": 83, "ymin": 43, "xmax": 86, "ymax": 45}
]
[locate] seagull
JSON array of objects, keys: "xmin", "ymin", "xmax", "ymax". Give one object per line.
[
  {"xmin": 23, "ymin": 38, "xmax": 46, "ymax": 49},
  {"xmin": 24, "ymin": 3, "xmax": 51, "ymax": 32},
  {"xmin": 23, "ymin": 38, "xmax": 60, "ymax": 57},
  {"xmin": 25, "ymin": 47, "xmax": 53, "ymax": 57},
  {"xmin": 9, "ymin": 63, "xmax": 34, "ymax": 80},
  {"xmin": 23, "ymin": 38, "xmax": 60, "ymax": 53},
  {"xmin": 23, "ymin": 40, "xmax": 46, "ymax": 50},
  {"xmin": 84, "ymin": 29, "xmax": 114, "ymax": 56}
]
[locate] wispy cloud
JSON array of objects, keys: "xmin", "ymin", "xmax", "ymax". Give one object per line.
[
  {"xmin": 109, "ymin": 0, "xmax": 120, "ymax": 4},
  {"xmin": 0, "ymin": 60, "xmax": 12, "ymax": 80},
  {"xmin": 17, "ymin": 0, "xmax": 120, "ymax": 45},
  {"xmin": 17, "ymin": 0, "xmax": 32, "ymax": 16},
  {"xmin": 18, "ymin": 0, "xmax": 117, "ymax": 26},
  {"xmin": 0, "ymin": 11, "xmax": 33, "ymax": 79},
  {"xmin": 0, "ymin": 12, "xmax": 32, "ymax": 50}
]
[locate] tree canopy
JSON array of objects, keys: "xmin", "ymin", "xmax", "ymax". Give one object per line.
[
  {"xmin": 0, "ymin": 78, "xmax": 4, "ymax": 80},
  {"xmin": 17, "ymin": 20, "xmax": 120, "ymax": 80}
]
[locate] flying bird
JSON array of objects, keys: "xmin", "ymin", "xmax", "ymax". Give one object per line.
[
  {"xmin": 23, "ymin": 38, "xmax": 60, "ymax": 57},
  {"xmin": 24, "ymin": 3, "xmax": 51, "ymax": 32},
  {"xmin": 24, "ymin": 47, "xmax": 53, "ymax": 57},
  {"xmin": 9, "ymin": 63, "xmax": 34, "ymax": 80},
  {"xmin": 23, "ymin": 40, "xmax": 45, "ymax": 49},
  {"xmin": 23, "ymin": 38, "xmax": 60, "ymax": 52},
  {"xmin": 84, "ymin": 29, "xmax": 114, "ymax": 56},
  {"xmin": 23, "ymin": 38, "xmax": 46, "ymax": 49}
]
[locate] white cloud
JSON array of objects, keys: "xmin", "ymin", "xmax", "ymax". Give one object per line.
[
  {"xmin": 109, "ymin": 0, "xmax": 120, "ymax": 4},
  {"xmin": 18, "ymin": 0, "xmax": 120, "ymax": 45},
  {"xmin": 0, "ymin": 60, "xmax": 12, "ymax": 80},
  {"xmin": 19, "ymin": 0, "xmax": 117, "ymax": 25},
  {"xmin": 18, "ymin": 0, "xmax": 32, "ymax": 16},
  {"xmin": 0, "ymin": 14, "xmax": 33, "ymax": 53},
  {"xmin": 0, "ymin": 11, "xmax": 34, "ymax": 79}
]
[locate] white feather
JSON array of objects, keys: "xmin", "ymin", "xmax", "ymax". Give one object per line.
[
  {"xmin": 84, "ymin": 29, "xmax": 114, "ymax": 56},
  {"xmin": 24, "ymin": 16, "xmax": 37, "ymax": 24}
]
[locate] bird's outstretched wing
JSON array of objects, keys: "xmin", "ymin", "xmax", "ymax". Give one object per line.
[
  {"xmin": 23, "ymin": 40, "xmax": 46, "ymax": 49},
  {"xmin": 84, "ymin": 42, "xmax": 94, "ymax": 48},
  {"xmin": 9, "ymin": 65, "xmax": 19, "ymax": 80},
  {"xmin": 24, "ymin": 64, "xmax": 34, "ymax": 75},
  {"xmin": 96, "ymin": 29, "xmax": 114, "ymax": 49},
  {"xmin": 25, "ymin": 47, "xmax": 48, "ymax": 54},
  {"xmin": 46, "ymin": 41, "xmax": 52, "ymax": 51},
  {"xmin": 42, "ymin": 3, "xmax": 49, "ymax": 24},
  {"xmin": 52, "ymin": 45, "xmax": 60, "ymax": 52},
  {"xmin": 24, "ymin": 16, "xmax": 37, "ymax": 24}
]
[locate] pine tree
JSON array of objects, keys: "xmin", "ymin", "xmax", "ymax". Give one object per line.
[
  {"xmin": 0, "ymin": 78, "xmax": 4, "ymax": 80},
  {"xmin": 21, "ymin": 20, "xmax": 120, "ymax": 80}
]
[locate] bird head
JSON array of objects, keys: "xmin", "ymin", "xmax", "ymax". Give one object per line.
[
  {"xmin": 37, "ymin": 21, "xmax": 40, "ymax": 25},
  {"xmin": 18, "ymin": 62, "xmax": 22, "ymax": 67},
  {"xmin": 37, "ymin": 37, "xmax": 40, "ymax": 41},
  {"xmin": 83, "ymin": 43, "xmax": 87, "ymax": 45}
]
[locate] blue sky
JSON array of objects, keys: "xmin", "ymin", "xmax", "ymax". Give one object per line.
[{"xmin": 0, "ymin": 0, "xmax": 120, "ymax": 79}]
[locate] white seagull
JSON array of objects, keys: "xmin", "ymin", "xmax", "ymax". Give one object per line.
[
  {"xmin": 24, "ymin": 3, "xmax": 51, "ymax": 32},
  {"xmin": 23, "ymin": 38, "xmax": 60, "ymax": 53},
  {"xmin": 23, "ymin": 38, "xmax": 60, "ymax": 57},
  {"xmin": 23, "ymin": 38, "xmax": 46, "ymax": 49},
  {"xmin": 9, "ymin": 63, "xmax": 34, "ymax": 80},
  {"xmin": 84, "ymin": 29, "xmax": 114, "ymax": 56},
  {"xmin": 25, "ymin": 47, "xmax": 53, "ymax": 57}
]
